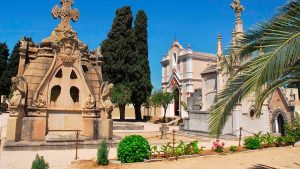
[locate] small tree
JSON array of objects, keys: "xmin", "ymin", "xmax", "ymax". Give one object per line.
[
  {"xmin": 151, "ymin": 92, "xmax": 160, "ymax": 116},
  {"xmin": 152, "ymin": 91, "xmax": 173, "ymax": 123},
  {"xmin": 97, "ymin": 139, "xmax": 109, "ymax": 166},
  {"xmin": 31, "ymin": 154, "xmax": 49, "ymax": 169},
  {"xmin": 111, "ymin": 84, "xmax": 132, "ymax": 121}
]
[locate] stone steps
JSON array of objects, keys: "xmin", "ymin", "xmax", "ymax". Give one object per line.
[{"xmin": 113, "ymin": 122, "xmax": 144, "ymax": 131}]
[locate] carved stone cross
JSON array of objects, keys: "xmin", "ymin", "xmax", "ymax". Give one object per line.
[
  {"xmin": 52, "ymin": 0, "xmax": 80, "ymax": 30},
  {"xmin": 231, "ymin": 0, "xmax": 244, "ymax": 20}
]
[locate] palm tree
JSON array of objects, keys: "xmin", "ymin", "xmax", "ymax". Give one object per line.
[{"xmin": 209, "ymin": 0, "xmax": 300, "ymax": 136}]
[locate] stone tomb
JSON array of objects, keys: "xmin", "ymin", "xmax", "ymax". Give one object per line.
[{"xmin": 5, "ymin": 0, "xmax": 114, "ymax": 144}]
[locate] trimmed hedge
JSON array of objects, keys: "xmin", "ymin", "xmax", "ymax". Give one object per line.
[{"xmin": 117, "ymin": 135, "xmax": 150, "ymax": 163}]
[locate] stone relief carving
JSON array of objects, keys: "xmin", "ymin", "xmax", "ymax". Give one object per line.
[
  {"xmin": 56, "ymin": 38, "xmax": 81, "ymax": 63},
  {"xmin": 100, "ymin": 82, "xmax": 114, "ymax": 119},
  {"xmin": 51, "ymin": 36, "xmax": 82, "ymax": 64},
  {"xmin": 33, "ymin": 93, "xmax": 47, "ymax": 108},
  {"xmin": 84, "ymin": 94, "xmax": 95, "ymax": 109},
  {"xmin": 9, "ymin": 76, "xmax": 27, "ymax": 107}
]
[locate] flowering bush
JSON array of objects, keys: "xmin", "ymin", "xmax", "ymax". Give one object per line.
[{"xmin": 212, "ymin": 139, "xmax": 225, "ymax": 152}]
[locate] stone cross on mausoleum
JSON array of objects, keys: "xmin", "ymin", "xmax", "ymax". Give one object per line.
[
  {"xmin": 231, "ymin": 0, "xmax": 244, "ymax": 20},
  {"xmin": 52, "ymin": 0, "xmax": 80, "ymax": 30}
]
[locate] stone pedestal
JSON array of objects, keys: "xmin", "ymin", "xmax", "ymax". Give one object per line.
[
  {"xmin": 21, "ymin": 117, "xmax": 46, "ymax": 141},
  {"xmin": 6, "ymin": 117, "xmax": 23, "ymax": 142},
  {"xmin": 82, "ymin": 117, "xmax": 102, "ymax": 140},
  {"xmin": 101, "ymin": 119, "xmax": 113, "ymax": 140}
]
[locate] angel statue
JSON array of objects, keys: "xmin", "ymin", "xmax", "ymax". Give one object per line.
[
  {"xmin": 9, "ymin": 76, "xmax": 27, "ymax": 107},
  {"xmin": 100, "ymin": 82, "xmax": 114, "ymax": 119}
]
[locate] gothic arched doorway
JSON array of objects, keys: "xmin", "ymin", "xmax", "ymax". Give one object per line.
[
  {"xmin": 272, "ymin": 110, "xmax": 287, "ymax": 136},
  {"xmin": 173, "ymin": 88, "xmax": 180, "ymax": 116},
  {"xmin": 277, "ymin": 114, "xmax": 285, "ymax": 136}
]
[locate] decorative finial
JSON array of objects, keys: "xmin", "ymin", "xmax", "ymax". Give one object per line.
[
  {"xmin": 52, "ymin": 0, "xmax": 80, "ymax": 30},
  {"xmin": 188, "ymin": 43, "xmax": 191, "ymax": 49},
  {"xmin": 217, "ymin": 33, "xmax": 222, "ymax": 41},
  {"xmin": 217, "ymin": 34, "xmax": 223, "ymax": 59},
  {"xmin": 231, "ymin": 0, "xmax": 244, "ymax": 20}
]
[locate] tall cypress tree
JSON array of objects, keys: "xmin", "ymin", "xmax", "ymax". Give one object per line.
[
  {"xmin": 0, "ymin": 43, "xmax": 9, "ymax": 78},
  {"xmin": 0, "ymin": 41, "xmax": 22, "ymax": 96},
  {"xmin": 101, "ymin": 6, "xmax": 134, "ymax": 120},
  {"xmin": 131, "ymin": 10, "xmax": 152, "ymax": 120}
]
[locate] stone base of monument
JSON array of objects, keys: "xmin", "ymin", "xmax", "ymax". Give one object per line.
[
  {"xmin": 21, "ymin": 117, "xmax": 46, "ymax": 141},
  {"xmin": 45, "ymin": 132, "xmax": 87, "ymax": 142},
  {"xmin": 101, "ymin": 119, "xmax": 113, "ymax": 140},
  {"xmin": 81, "ymin": 118, "xmax": 102, "ymax": 140},
  {"xmin": 295, "ymin": 141, "xmax": 300, "ymax": 147},
  {"xmin": 6, "ymin": 116, "xmax": 23, "ymax": 142}
]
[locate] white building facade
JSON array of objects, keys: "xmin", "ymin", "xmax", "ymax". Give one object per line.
[{"xmin": 162, "ymin": 0, "xmax": 300, "ymax": 136}]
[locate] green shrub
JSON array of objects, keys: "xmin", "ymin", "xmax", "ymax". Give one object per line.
[
  {"xmin": 229, "ymin": 145, "xmax": 238, "ymax": 152},
  {"xmin": 285, "ymin": 118, "xmax": 300, "ymax": 145},
  {"xmin": 275, "ymin": 136, "xmax": 286, "ymax": 147},
  {"xmin": 260, "ymin": 133, "xmax": 276, "ymax": 147},
  {"xmin": 244, "ymin": 137, "xmax": 261, "ymax": 150},
  {"xmin": 31, "ymin": 154, "xmax": 49, "ymax": 169},
  {"xmin": 117, "ymin": 135, "xmax": 150, "ymax": 163},
  {"xmin": 97, "ymin": 139, "xmax": 109, "ymax": 166}
]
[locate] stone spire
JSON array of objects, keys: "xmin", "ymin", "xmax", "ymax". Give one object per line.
[
  {"xmin": 217, "ymin": 34, "xmax": 223, "ymax": 59},
  {"xmin": 230, "ymin": 0, "xmax": 244, "ymax": 68},
  {"xmin": 231, "ymin": 0, "xmax": 244, "ymax": 34},
  {"xmin": 217, "ymin": 34, "xmax": 223, "ymax": 71},
  {"xmin": 52, "ymin": 0, "xmax": 80, "ymax": 30}
]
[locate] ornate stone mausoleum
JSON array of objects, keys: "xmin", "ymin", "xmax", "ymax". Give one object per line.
[{"xmin": 6, "ymin": 0, "xmax": 113, "ymax": 143}]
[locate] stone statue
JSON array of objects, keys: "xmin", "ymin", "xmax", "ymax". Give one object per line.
[
  {"xmin": 100, "ymin": 82, "xmax": 114, "ymax": 119},
  {"xmin": 9, "ymin": 76, "xmax": 27, "ymax": 107},
  {"xmin": 84, "ymin": 94, "xmax": 95, "ymax": 109}
]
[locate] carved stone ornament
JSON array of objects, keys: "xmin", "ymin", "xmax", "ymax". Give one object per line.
[
  {"xmin": 84, "ymin": 94, "xmax": 95, "ymax": 109},
  {"xmin": 9, "ymin": 76, "xmax": 27, "ymax": 107},
  {"xmin": 100, "ymin": 82, "xmax": 114, "ymax": 119},
  {"xmin": 33, "ymin": 93, "xmax": 47, "ymax": 108},
  {"xmin": 55, "ymin": 38, "xmax": 81, "ymax": 63},
  {"xmin": 27, "ymin": 110, "xmax": 47, "ymax": 117}
]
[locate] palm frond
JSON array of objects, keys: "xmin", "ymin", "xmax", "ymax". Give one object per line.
[{"xmin": 209, "ymin": 1, "xmax": 300, "ymax": 136}]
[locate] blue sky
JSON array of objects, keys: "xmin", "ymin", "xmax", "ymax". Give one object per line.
[{"xmin": 0, "ymin": 0, "xmax": 286, "ymax": 90}]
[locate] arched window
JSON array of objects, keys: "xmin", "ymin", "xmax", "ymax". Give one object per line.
[
  {"xmin": 70, "ymin": 86, "xmax": 80, "ymax": 103},
  {"xmin": 50, "ymin": 85, "xmax": 61, "ymax": 102},
  {"xmin": 70, "ymin": 70, "xmax": 78, "ymax": 79},
  {"xmin": 82, "ymin": 65, "xmax": 89, "ymax": 73},
  {"xmin": 172, "ymin": 52, "xmax": 177, "ymax": 67},
  {"xmin": 55, "ymin": 69, "xmax": 63, "ymax": 78},
  {"xmin": 250, "ymin": 109, "xmax": 255, "ymax": 119}
]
